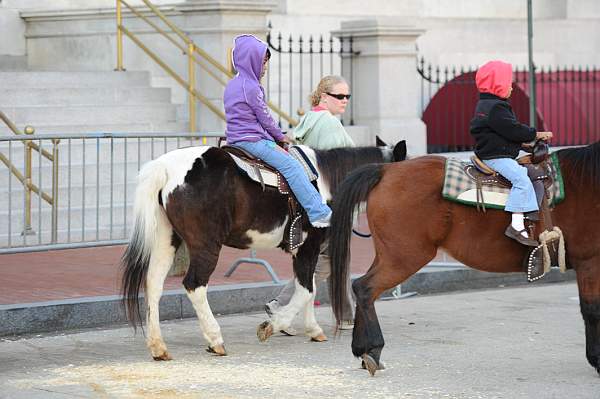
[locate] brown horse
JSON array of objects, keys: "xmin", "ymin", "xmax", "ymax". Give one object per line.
[{"xmin": 329, "ymin": 141, "xmax": 600, "ymax": 376}]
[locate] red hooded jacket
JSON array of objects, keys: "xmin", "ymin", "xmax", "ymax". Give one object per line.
[
  {"xmin": 475, "ymin": 60, "xmax": 513, "ymax": 99},
  {"xmin": 470, "ymin": 61, "xmax": 536, "ymax": 159}
]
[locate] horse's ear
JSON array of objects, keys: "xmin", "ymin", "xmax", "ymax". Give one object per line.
[
  {"xmin": 393, "ymin": 140, "xmax": 407, "ymax": 161},
  {"xmin": 375, "ymin": 135, "xmax": 387, "ymax": 147}
]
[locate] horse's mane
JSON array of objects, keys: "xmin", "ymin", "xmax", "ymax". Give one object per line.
[
  {"xmin": 315, "ymin": 146, "xmax": 385, "ymax": 194},
  {"xmin": 556, "ymin": 141, "xmax": 600, "ymax": 190}
]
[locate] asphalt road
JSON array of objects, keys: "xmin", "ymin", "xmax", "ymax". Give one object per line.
[{"xmin": 0, "ymin": 282, "xmax": 597, "ymax": 398}]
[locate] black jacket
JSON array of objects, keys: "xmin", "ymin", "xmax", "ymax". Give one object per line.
[{"xmin": 470, "ymin": 93, "xmax": 536, "ymax": 159}]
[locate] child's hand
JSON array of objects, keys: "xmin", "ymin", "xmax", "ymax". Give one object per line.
[
  {"xmin": 536, "ymin": 131, "xmax": 553, "ymax": 141},
  {"xmin": 279, "ymin": 136, "xmax": 293, "ymax": 145}
]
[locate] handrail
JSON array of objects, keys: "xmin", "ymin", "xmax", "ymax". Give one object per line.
[
  {"xmin": 1, "ymin": 110, "xmax": 56, "ymax": 236},
  {"xmin": 0, "ymin": 153, "xmax": 53, "ymax": 205},
  {"xmin": 0, "ymin": 111, "xmax": 53, "ymax": 161},
  {"xmin": 115, "ymin": 0, "xmax": 298, "ymax": 131},
  {"xmin": 120, "ymin": 25, "xmax": 226, "ymax": 120}
]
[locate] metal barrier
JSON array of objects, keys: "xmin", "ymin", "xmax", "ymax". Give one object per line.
[{"xmin": 0, "ymin": 132, "xmax": 224, "ymax": 254}]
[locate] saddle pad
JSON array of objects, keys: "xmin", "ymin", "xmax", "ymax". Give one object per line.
[
  {"xmin": 228, "ymin": 145, "xmax": 318, "ymax": 189},
  {"xmin": 442, "ymin": 152, "xmax": 565, "ymax": 209}
]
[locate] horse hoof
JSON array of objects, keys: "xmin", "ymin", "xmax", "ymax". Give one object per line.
[
  {"xmin": 152, "ymin": 352, "xmax": 173, "ymax": 361},
  {"xmin": 257, "ymin": 321, "xmax": 274, "ymax": 342},
  {"xmin": 310, "ymin": 333, "xmax": 328, "ymax": 342},
  {"xmin": 361, "ymin": 354, "xmax": 379, "ymax": 376},
  {"xmin": 206, "ymin": 344, "xmax": 227, "ymax": 356}
]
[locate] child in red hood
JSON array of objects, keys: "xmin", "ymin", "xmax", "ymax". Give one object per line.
[{"xmin": 470, "ymin": 60, "xmax": 553, "ymax": 246}]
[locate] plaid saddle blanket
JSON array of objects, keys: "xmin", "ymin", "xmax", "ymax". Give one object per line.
[{"xmin": 442, "ymin": 152, "xmax": 565, "ymax": 209}]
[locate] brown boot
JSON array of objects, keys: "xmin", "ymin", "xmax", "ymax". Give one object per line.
[{"xmin": 505, "ymin": 225, "xmax": 539, "ymax": 247}]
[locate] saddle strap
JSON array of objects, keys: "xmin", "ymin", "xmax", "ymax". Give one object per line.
[
  {"xmin": 253, "ymin": 164, "xmax": 265, "ymax": 191},
  {"xmin": 475, "ymin": 176, "xmax": 486, "ymax": 212},
  {"xmin": 539, "ymin": 161, "xmax": 554, "ymax": 232},
  {"xmin": 540, "ymin": 188, "xmax": 554, "ymax": 231}
]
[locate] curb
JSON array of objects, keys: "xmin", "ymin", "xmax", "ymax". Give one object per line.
[{"xmin": 0, "ymin": 267, "xmax": 576, "ymax": 337}]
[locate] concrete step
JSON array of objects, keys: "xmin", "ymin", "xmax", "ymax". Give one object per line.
[
  {"xmin": 1, "ymin": 104, "xmax": 177, "ymax": 125},
  {"xmin": 0, "ymin": 87, "xmax": 172, "ymax": 107},
  {"xmin": 0, "ymin": 71, "xmax": 151, "ymax": 89},
  {"xmin": 0, "ymin": 121, "xmax": 190, "ymax": 135}
]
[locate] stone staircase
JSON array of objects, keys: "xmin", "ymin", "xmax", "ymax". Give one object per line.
[
  {"xmin": 0, "ymin": 70, "xmax": 189, "ymax": 248},
  {"xmin": 0, "ymin": 71, "xmax": 185, "ymax": 134}
]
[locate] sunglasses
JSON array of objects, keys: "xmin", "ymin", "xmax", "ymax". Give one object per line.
[{"xmin": 326, "ymin": 92, "xmax": 352, "ymax": 100}]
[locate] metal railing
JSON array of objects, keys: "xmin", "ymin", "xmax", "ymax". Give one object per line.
[
  {"xmin": 266, "ymin": 26, "xmax": 358, "ymax": 127},
  {"xmin": 0, "ymin": 132, "xmax": 224, "ymax": 254},
  {"xmin": 0, "ymin": 111, "xmax": 58, "ymax": 239},
  {"xmin": 418, "ymin": 57, "xmax": 600, "ymax": 153},
  {"xmin": 115, "ymin": 0, "xmax": 296, "ymax": 132}
]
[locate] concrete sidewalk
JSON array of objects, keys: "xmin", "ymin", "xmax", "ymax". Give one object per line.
[
  {"xmin": 0, "ymin": 230, "xmax": 576, "ymax": 337},
  {"xmin": 0, "ymin": 283, "xmax": 596, "ymax": 398}
]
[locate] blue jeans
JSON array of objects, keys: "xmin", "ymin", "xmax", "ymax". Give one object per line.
[
  {"xmin": 483, "ymin": 158, "xmax": 539, "ymax": 213},
  {"xmin": 233, "ymin": 140, "xmax": 331, "ymax": 223}
]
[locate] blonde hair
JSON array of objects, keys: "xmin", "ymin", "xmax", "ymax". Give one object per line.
[{"xmin": 309, "ymin": 75, "xmax": 348, "ymax": 107}]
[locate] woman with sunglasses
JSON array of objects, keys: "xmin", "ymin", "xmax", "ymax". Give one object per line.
[
  {"xmin": 293, "ymin": 75, "xmax": 355, "ymax": 149},
  {"xmin": 265, "ymin": 75, "xmax": 356, "ymax": 333}
]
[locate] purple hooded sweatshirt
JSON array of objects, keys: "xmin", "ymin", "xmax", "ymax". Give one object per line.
[{"xmin": 223, "ymin": 35, "xmax": 285, "ymax": 144}]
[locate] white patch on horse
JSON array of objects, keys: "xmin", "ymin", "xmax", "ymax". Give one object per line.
[
  {"xmin": 186, "ymin": 286, "xmax": 224, "ymax": 348},
  {"xmin": 298, "ymin": 146, "xmax": 332, "ymax": 201},
  {"xmin": 270, "ymin": 278, "xmax": 322, "ymax": 338},
  {"xmin": 155, "ymin": 146, "xmax": 212, "ymax": 206},
  {"xmin": 246, "ymin": 217, "xmax": 288, "ymax": 249}
]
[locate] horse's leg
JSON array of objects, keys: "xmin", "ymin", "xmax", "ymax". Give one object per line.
[
  {"xmin": 183, "ymin": 244, "xmax": 226, "ymax": 355},
  {"xmin": 353, "ymin": 245, "xmax": 435, "ymax": 375},
  {"xmin": 302, "ymin": 274, "xmax": 327, "ymax": 341},
  {"xmin": 302, "ymin": 243, "xmax": 333, "ymax": 340},
  {"xmin": 146, "ymin": 230, "xmax": 179, "ymax": 361},
  {"xmin": 575, "ymin": 257, "xmax": 600, "ymax": 374},
  {"xmin": 258, "ymin": 230, "xmax": 324, "ymax": 342}
]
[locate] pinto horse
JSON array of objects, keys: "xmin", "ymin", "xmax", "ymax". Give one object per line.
[
  {"xmin": 120, "ymin": 140, "xmax": 406, "ymax": 360},
  {"xmin": 329, "ymin": 142, "xmax": 600, "ymax": 376}
]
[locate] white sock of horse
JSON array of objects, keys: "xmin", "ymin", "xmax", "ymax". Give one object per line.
[{"xmin": 511, "ymin": 213, "xmax": 528, "ymax": 238}]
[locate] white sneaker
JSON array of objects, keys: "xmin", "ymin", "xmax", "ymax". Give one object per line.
[{"xmin": 311, "ymin": 212, "xmax": 331, "ymax": 228}]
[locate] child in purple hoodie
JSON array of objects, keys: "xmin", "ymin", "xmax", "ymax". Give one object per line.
[{"xmin": 224, "ymin": 34, "xmax": 332, "ymax": 228}]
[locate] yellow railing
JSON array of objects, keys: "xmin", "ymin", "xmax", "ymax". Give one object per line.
[
  {"xmin": 115, "ymin": 0, "xmax": 297, "ymax": 135},
  {"xmin": 0, "ymin": 111, "xmax": 59, "ymax": 240}
]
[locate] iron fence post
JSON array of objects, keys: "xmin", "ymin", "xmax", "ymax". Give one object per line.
[{"xmin": 51, "ymin": 139, "xmax": 60, "ymax": 243}]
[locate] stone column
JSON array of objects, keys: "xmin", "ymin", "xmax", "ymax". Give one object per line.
[
  {"xmin": 0, "ymin": 5, "xmax": 26, "ymax": 70},
  {"xmin": 334, "ymin": 18, "xmax": 427, "ymax": 155},
  {"xmin": 178, "ymin": 0, "xmax": 277, "ymax": 133}
]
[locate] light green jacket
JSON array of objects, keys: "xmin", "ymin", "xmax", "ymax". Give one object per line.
[{"xmin": 293, "ymin": 110, "xmax": 355, "ymax": 150}]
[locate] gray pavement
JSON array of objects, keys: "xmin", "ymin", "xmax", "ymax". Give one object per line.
[{"xmin": 1, "ymin": 282, "xmax": 598, "ymax": 398}]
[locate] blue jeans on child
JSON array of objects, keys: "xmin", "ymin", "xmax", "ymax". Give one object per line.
[
  {"xmin": 233, "ymin": 139, "xmax": 331, "ymax": 223},
  {"xmin": 483, "ymin": 158, "xmax": 539, "ymax": 213}
]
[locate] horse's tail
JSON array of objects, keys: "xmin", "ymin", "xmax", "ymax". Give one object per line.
[
  {"xmin": 121, "ymin": 159, "xmax": 170, "ymax": 329},
  {"xmin": 329, "ymin": 163, "xmax": 384, "ymax": 327}
]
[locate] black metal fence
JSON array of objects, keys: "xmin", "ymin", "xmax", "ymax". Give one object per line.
[
  {"xmin": 265, "ymin": 26, "xmax": 357, "ymax": 128},
  {"xmin": 418, "ymin": 57, "xmax": 600, "ymax": 153}
]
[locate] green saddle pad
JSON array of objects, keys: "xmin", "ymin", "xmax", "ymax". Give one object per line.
[{"xmin": 442, "ymin": 152, "xmax": 565, "ymax": 210}]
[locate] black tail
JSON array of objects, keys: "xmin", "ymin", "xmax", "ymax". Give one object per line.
[
  {"xmin": 329, "ymin": 163, "xmax": 384, "ymax": 327},
  {"xmin": 120, "ymin": 225, "xmax": 150, "ymax": 331}
]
